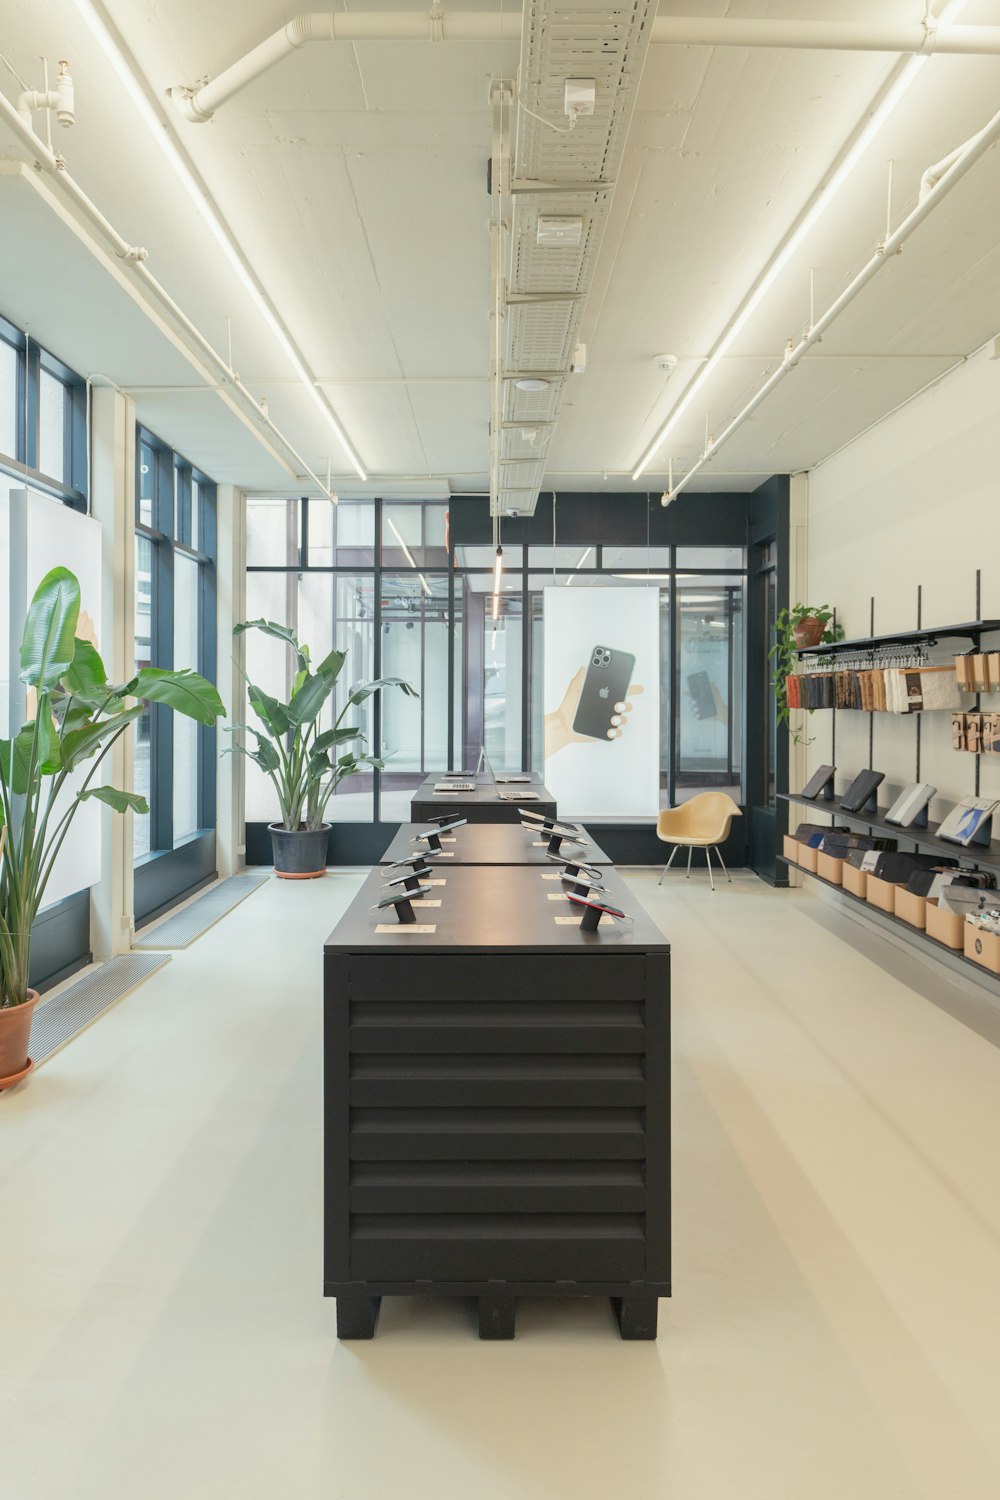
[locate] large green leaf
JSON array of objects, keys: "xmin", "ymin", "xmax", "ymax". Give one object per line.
[
  {"xmin": 19, "ymin": 567, "xmax": 81, "ymax": 690},
  {"xmin": 62, "ymin": 638, "xmax": 108, "ymax": 696},
  {"xmin": 0, "ymin": 712, "xmax": 62, "ymax": 794},
  {"xmin": 234, "ymin": 619, "xmax": 310, "ymax": 672},
  {"xmin": 61, "ymin": 705, "xmax": 143, "ymax": 771},
  {"xmin": 313, "ymin": 725, "xmax": 363, "ymax": 752},
  {"xmin": 348, "ymin": 675, "xmax": 418, "ymax": 706},
  {"xmin": 287, "ymin": 649, "xmax": 348, "ymax": 725},
  {"xmin": 247, "ymin": 684, "xmax": 290, "ymax": 737},
  {"xmin": 226, "ymin": 723, "xmax": 281, "ymax": 773},
  {"xmin": 80, "ymin": 786, "xmax": 149, "ymax": 815},
  {"xmin": 134, "ymin": 668, "xmax": 224, "ymax": 725}
]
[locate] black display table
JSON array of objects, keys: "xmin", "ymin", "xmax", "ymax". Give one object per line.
[
  {"xmin": 324, "ymin": 863, "xmax": 671, "ymax": 1340},
  {"xmin": 410, "ymin": 773, "xmax": 557, "ymax": 825},
  {"xmin": 379, "ymin": 820, "xmax": 613, "ymax": 867}
]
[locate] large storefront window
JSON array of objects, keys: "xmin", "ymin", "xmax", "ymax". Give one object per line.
[
  {"xmin": 245, "ymin": 505, "xmax": 748, "ymax": 833},
  {"xmin": 133, "ymin": 428, "xmax": 217, "ymax": 920}
]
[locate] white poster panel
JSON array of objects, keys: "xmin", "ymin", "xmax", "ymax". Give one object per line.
[
  {"xmin": 8, "ymin": 491, "xmax": 104, "ymax": 908},
  {"xmin": 543, "ymin": 587, "xmax": 660, "ymax": 819}
]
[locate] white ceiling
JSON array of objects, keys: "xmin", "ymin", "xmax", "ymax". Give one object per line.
[{"xmin": 1, "ymin": 0, "xmax": 1000, "ymax": 498}]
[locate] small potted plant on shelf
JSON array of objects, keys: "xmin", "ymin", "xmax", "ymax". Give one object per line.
[
  {"xmin": 770, "ymin": 603, "xmax": 841, "ymax": 745},
  {"xmin": 230, "ymin": 618, "xmax": 417, "ymax": 878},
  {"xmin": 0, "ymin": 567, "xmax": 224, "ymax": 1091}
]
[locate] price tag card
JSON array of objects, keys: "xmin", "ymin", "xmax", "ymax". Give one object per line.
[
  {"xmin": 375, "ymin": 924, "xmax": 438, "ymax": 934},
  {"xmin": 554, "ymin": 916, "xmax": 581, "ymax": 926},
  {"xmin": 442, "ymin": 837, "xmax": 457, "ymax": 843},
  {"xmin": 411, "ymin": 899, "xmax": 442, "ymax": 908},
  {"xmin": 540, "ymin": 872, "xmax": 562, "ymax": 880},
  {"xmin": 531, "ymin": 840, "xmax": 549, "ymax": 847},
  {"xmin": 547, "ymin": 893, "xmax": 569, "ymax": 902},
  {"xmin": 426, "ymin": 879, "xmax": 447, "ymax": 886}
]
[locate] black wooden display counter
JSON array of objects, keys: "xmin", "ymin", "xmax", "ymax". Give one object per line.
[
  {"xmin": 324, "ymin": 862, "xmax": 670, "ymax": 1340},
  {"xmin": 379, "ymin": 820, "xmax": 613, "ymax": 867},
  {"xmin": 410, "ymin": 772, "xmax": 557, "ymax": 824}
]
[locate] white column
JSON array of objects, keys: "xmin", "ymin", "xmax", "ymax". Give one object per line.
[
  {"xmin": 215, "ymin": 485, "xmax": 245, "ymax": 877},
  {"xmin": 787, "ymin": 471, "xmax": 809, "ymax": 887},
  {"xmin": 89, "ymin": 385, "xmax": 136, "ymax": 957}
]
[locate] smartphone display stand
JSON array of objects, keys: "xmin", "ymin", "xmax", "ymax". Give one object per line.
[
  {"xmin": 578, "ymin": 903, "xmax": 607, "ymax": 933},
  {"xmin": 547, "ymin": 830, "xmax": 584, "ymax": 857},
  {"xmin": 813, "ymin": 781, "xmax": 835, "ymax": 803},
  {"xmin": 901, "ymin": 803, "xmax": 930, "ymax": 830},
  {"xmin": 564, "ymin": 874, "xmax": 604, "ymax": 897},
  {"xmin": 388, "ymin": 896, "xmax": 417, "ymax": 925},
  {"xmin": 562, "ymin": 858, "xmax": 599, "ymax": 880},
  {"xmin": 423, "ymin": 817, "xmax": 457, "ymax": 851},
  {"xmin": 523, "ymin": 813, "xmax": 559, "ymax": 832},
  {"xmin": 396, "ymin": 868, "xmax": 430, "ymax": 892},
  {"xmin": 963, "ymin": 812, "xmax": 994, "ymax": 849},
  {"xmin": 842, "ymin": 786, "xmax": 880, "ymax": 815}
]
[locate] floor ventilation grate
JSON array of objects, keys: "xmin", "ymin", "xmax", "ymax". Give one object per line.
[
  {"xmin": 132, "ymin": 873, "xmax": 269, "ymax": 950},
  {"xmin": 31, "ymin": 954, "xmax": 170, "ymax": 1066}
]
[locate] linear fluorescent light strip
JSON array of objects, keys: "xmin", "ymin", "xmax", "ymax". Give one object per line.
[
  {"xmin": 70, "ymin": 0, "xmax": 367, "ymax": 482},
  {"xmin": 565, "ymin": 546, "xmax": 593, "ymax": 585},
  {"xmin": 631, "ymin": 0, "xmax": 971, "ymax": 480},
  {"xmin": 386, "ymin": 517, "xmax": 431, "ymax": 596}
]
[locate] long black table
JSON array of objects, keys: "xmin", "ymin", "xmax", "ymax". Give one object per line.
[
  {"xmin": 323, "ymin": 860, "xmax": 671, "ymax": 1340},
  {"xmin": 379, "ymin": 820, "xmax": 613, "ymax": 867},
  {"xmin": 410, "ymin": 772, "xmax": 557, "ymax": 825}
]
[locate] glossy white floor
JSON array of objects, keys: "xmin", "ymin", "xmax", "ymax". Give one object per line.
[{"xmin": 3, "ymin": 867, "xmax": 1000, "ymax": 1498}]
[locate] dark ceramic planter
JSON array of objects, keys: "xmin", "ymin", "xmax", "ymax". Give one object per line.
[{"xmin": 269, "ymin": 824, "xmax": 331, "ymax": 879}]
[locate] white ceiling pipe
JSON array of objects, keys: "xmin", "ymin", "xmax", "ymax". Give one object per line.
[
  {"xmin": 649, "ymin": 17, "xmax": 1000, "ymax": 55},
  {"xmin": 169, "ymin": 9, "xmax": 522, "ymax": 121},
  {"xmin": 168, "ymin": 12, "xmax": 1000, "ymax": 123},
  {"xmin": 659, "ymin": 100, "xmax": 1000, "ymax": 505},
  {"xmin": 0, "ymin": 89, "xmax": 338, "ymax": 500}
]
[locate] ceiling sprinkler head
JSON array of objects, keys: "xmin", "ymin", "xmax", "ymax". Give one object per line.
[{"xmin": 654, "ymin": 354, "xmax": 678, "ymax": 374}]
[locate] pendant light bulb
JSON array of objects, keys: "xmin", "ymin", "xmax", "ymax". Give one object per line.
[
  {"xmin": 493, "ymin": 544, "xmax": 503, "ymax": 594},
  {"xmin": 491, "ymin": 589, "xmax": 500, "ymax": 622}
]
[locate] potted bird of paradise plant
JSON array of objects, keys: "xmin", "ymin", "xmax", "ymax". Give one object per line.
[
  {"xmin": 230, "ymin": 618, "xmax": 417, "ymax": 877},
  {"xmin": 0, "ymin": 566, "xmax": 225, "ymax": 1089}
]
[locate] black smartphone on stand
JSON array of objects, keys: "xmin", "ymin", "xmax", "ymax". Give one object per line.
[
  {"xmin": 374, "ymin": 884, "xmax": 432, "ymax": 911},
  {"xmin": 571, "ymin": 646, "xmax": 636, "ymax": 741}
]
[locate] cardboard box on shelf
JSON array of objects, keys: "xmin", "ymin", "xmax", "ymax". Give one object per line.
[
  {"xmin": 925, "ymin": 899, "xmax": 964, "ymax": 949},
  {"xmin": 963, "ymin": 924, "xmax": 1000, "ymax": 974},
  {"xmin": 955, "ymin": 655, "xmax": 975, "ymax": 691},
  {"xmin": 894, "ymin": 888, "xmax": 927, "ymax": 929},
  {"xmin": 782, "ymin": 835, "xmax": 800, "ymax": 865},
  {"xmin": 797, "ymin": 842, "xmax": 819, "ymax": 873},
  {"xmin": 866, "ymin": 874, "xmax": 901, "ymax": 914},
  {"xmin": 842, "ymin": 863, "xmax": 868, "ymax": 898},
  {"xmin": 816, "ymin": 852, "xmax": 844, "ymax": 885}
]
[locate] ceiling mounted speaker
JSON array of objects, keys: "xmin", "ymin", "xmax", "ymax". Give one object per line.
[{"xmin": 536, "ymin": 216, "xmax": 584, "ymax": 247}]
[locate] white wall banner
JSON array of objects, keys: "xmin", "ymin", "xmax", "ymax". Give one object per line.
[{"xmin": 543, "ymin": 586, "xmax": 660, "ymax": 819}]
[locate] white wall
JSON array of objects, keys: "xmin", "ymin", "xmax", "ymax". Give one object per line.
[{"xmin": 804, "ymin": 344, "xmax": 1000, "ymax": 819}]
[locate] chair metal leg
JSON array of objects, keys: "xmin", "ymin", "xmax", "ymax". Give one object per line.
[
  {"xmin": 657, "ymin": 845, "xmax": 679, "ymax": 885},
  {"xmin": 714, "ymin": 845, "xmax": 732, "ymax": 883},
  {"xmin": 706, "ymin": 845, "xmax": 715, "ymax": 891},
  {"xmin": 686, "ymin": 846, "xmax": 693, "ymax": 880}
]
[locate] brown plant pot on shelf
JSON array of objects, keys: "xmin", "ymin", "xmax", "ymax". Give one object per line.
[
  {"xmin": 793, "ymin": 617, "xmax": 826, "ymax": 649},
  {"xmin": 269, "ymin": 823, "xmax": 331, "ymax": 880},
  {"xmin": 0, "ymin": 990, "xmax": 39, "ymax": 1091}
]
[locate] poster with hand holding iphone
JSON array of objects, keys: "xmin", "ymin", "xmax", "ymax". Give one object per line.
[{"xmin": 543, "ymin": 587, "xmax": 660, "ymax": 818}]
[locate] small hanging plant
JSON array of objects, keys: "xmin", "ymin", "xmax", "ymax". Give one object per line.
[{"xmin": 770, "ymin": 604, "xmax": 841, "ymax": 745}]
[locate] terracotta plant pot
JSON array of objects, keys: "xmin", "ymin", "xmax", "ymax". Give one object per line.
[
  {"xmin": 269, "ymin": 823, "xmax": 331, "ymax": 880},
  {"xmin": 793, "ymin": 616, "xmax": 826, "ymax": 649},
  {"xmin": 0, "ymin": 989, "xmax": 39, "ymax": 1091}
]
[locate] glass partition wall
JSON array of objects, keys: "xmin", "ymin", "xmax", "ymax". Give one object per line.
[{"xmin": 244, "ymin": 497, "xmax": 747, "ymax": 835}]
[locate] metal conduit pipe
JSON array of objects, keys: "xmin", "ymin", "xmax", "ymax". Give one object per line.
[
  {"xmin": 659, "ymin": 101, "xmax": 1000, "ymax": 505},
  {"xmin": 0, "ymin": 88, "xmax": 338, "ymax": 500},
  {"xmin": 167, "ymin": 13, "xmax": 1000, "ymax": 122}
]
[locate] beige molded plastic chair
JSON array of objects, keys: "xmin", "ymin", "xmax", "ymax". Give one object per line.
[{"xmin": 656, "ymin": 792, "xmax": 742, "ymax": 891}]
